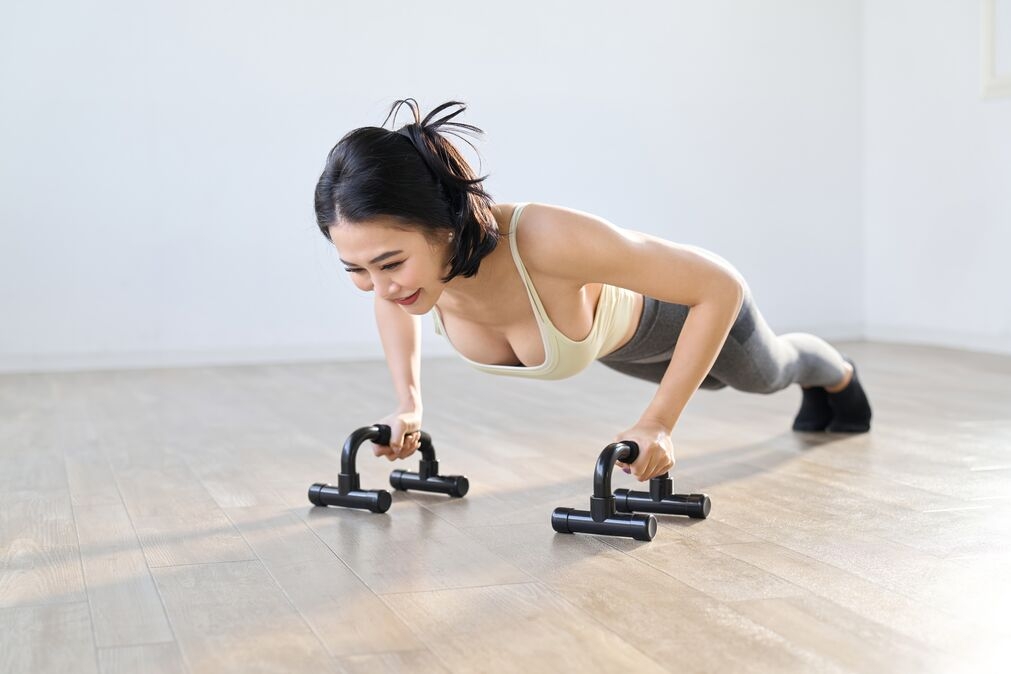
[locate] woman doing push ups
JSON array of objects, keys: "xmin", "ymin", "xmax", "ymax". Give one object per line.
[{"xmin": 313, "ymin": 99, "xmax": 873, "ymax": 482}]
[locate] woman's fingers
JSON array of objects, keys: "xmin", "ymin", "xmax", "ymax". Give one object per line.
[
  {"xmin": 397, "ymin": 434, "xmax": 414, "ymax": 459},
  {"xmin": 371, "ymin": 434, "xmax": 418, "ymax": 461},
  {"xmin": 394, "ymin": 429, "xmax": 421, "ymax": 459},
  {"xmin": 613, "ymin": 432, "xmax": 675, "ymax": 481},
  {"xmin": 648, "ymin": 452, "xmax": 673, "ymax": 481},
  {"xmin": 653, "ymin": 457, "xmax": 674, "ymax": 480},
  {"xmin": 636, "ymin": 445, "xmax": 669, "ymax": 481},
  {"xmin": 639, "ymin": 457, "xmax": 658, "ymax": 482},
  {"xmin": 372, "ymin": 411, "xmax": 424, "ymax": 461},
  {"xmin": 624, "ymin": 444, "xmax": 653, "ymax": 480}
]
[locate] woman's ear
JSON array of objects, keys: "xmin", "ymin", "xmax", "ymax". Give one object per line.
[{"xmin": 439, "ymin": 232, "xmax": 455, "ymax": 274}]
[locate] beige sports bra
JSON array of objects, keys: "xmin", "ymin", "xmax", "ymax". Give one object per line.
[{"xmin": 431, "ymin": 203, "xmax": 639, "ymax": 380}]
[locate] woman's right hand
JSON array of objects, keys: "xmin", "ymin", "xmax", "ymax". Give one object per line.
[{"xmin": 373, "ymin": 406, "xmax": 423, "ymax": 461}]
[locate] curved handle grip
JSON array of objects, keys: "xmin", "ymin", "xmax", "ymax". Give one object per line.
[
  {"xmin": 616, "ymin": 440, "xmax": 640, "ymax": 465},
  {"xmin": 339, "ymin": 425, "xmax": 382, "ymax": 475},
  {"xmin": 374, "ymin": 424, "xmax": 435, "ymax": 460},
  {"xmin": 340, "ymin": 424, "xmax": 437, "ymax": 475},
  {"xmin": 592, "ymin": 440, "xmax": 639, "ymax": 499}
]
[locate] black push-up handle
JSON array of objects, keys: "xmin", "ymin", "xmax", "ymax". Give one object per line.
[
  {"xmin": 551, "ymin": 441, "xmax": 659, "ymax": 541},
  {"xmin": 388, "ymin": 430, "xmax": 469, "ymax": 498},
  {"xmin": 308, "ymin": 425, "xmax": 469, "ymax": 513},
  {"xmin": 614, "ymin": 474, "xmax": 710, "ymax": 519}
]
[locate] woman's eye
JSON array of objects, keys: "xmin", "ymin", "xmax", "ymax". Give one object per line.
[{"xmin": 343, "ymin": 261, "xmax": 402, "ymax": 273}]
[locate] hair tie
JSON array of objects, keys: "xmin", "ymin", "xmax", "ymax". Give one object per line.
[{"xmin": 397, "ymin": 125, "xmax": 426, "ymax": 141}]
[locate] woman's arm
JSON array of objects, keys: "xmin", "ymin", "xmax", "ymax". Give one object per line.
[
  {"xmin": 636, "ymin": 287, "xmax": 743, "ymax": 430},
  {"xmin": 520, "ymin": 204, "xmax": 746, "ymax": 431},
  {"xmin": 374, "ymin": 293, "xmax": 423, "ymax": 411},
  {"xmin": 371, "ymin": 294, "xmax": 425, "ymax": 461}
]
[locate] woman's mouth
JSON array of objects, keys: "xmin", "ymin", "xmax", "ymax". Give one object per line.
[{"xmin": 394, "ymin": 289, "xmax": 421, "ymax": 306}]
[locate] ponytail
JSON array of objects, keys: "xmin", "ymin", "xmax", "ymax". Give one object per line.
[{"xmin": 385, "ymin": 99, "xmax": 499, "ymax": 281}]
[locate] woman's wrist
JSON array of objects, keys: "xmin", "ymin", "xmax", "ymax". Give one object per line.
[
  {"xmin": 397, "ymin": 385, "xmax": 422, "ymax": 410},
  {"xmin": 397, "ymin": 397, "xmax": 423, "ymax": 413},
  {"xmin": 636, "ymin": 413, "xmax": 674, "ymax": 434}
]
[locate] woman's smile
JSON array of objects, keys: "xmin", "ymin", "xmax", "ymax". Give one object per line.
[{"xmin": 393, "ymin": 289, "xmax": 421, "ymax": 305}]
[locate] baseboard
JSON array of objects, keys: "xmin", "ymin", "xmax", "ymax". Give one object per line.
[
  {"xmin": 0, "ymin": 343, "xmax": 388, "ymax": 374},
  {"xmin": 865, "ymin": 325, "xmax": 1011, "ymax": 357},
  {"xmin": 773, "ymin": 322, "xmax": 865, "ymax": 344}
]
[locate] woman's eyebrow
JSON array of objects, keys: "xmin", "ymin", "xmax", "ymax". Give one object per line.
[{"xmin": 338, "ymin": 250, "xmax": 403, "ymax": 266}]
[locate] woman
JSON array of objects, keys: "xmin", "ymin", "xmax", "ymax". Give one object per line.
[{"xmin": 313, "ymin": 99, "xmax": 872, "ymax": 482}]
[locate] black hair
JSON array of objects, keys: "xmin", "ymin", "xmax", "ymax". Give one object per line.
[{"xmin": 313, "ymin": 99, "xmax": 500, "ymax": 282}]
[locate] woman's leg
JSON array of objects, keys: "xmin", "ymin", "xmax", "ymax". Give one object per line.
[
  {"xmin": 705, "ymin": 291, "xmax": 849, "ymax": 393},
  {"xmin": 598, "ymin": 296, "xmax": 729, "ymax": 389},
  {"xmin": 709, "ymin": 290, "xmax": 872, "ymax": 432},
  {"xmin": 599, "ymin": 291, "xmax": 871, "ymax": 431},
  {"xmin": 601, "ymin": 292, "xmax": 848, "ymax": 391}
]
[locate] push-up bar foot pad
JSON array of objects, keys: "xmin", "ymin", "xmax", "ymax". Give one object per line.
[
  {"xmin": 551, "ymin": 441, "xmax": 659, "ymax": 541},
  {"xmin": 614, "ymin": 474, "xmax": 710, "ymax": 519}
]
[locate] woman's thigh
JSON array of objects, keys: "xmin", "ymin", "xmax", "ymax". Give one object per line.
[
  {"xmin": 705, "ymin": 292, "xmax": 798, "ymax": 393},
  {"xmin": 598, "ymin": 288, "xmax": 793, "ymax": 393}
]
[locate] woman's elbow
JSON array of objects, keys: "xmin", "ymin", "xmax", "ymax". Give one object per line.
[{"xmin": 722, "ymin": 278, "xmax": 746, "ymax": 315}]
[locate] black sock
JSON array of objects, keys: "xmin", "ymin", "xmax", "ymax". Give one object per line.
[
  {"xmin": 826, "ymin": 357, "xmax": 872, "ymax": 433},
  {"xmin": 792, "ymin": 385, "xmax": 833, "ymax": 432}
]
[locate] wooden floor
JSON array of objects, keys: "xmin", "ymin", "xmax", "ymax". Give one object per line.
[{"xmin": 2, "ymin": 341, "xmax": 1010, "ymax": 673}]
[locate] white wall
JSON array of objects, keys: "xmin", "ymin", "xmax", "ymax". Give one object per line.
[
  {"xmin": 0, "ymin": 1, "xmax": 864, "ymax": 373},
  {"xmin": 863, "ymin": 0, "xmax": 1011, "ymax": 355}
]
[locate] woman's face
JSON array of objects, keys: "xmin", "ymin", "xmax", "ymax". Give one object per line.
[{"xmin": 328, "ymin": 219, "xmax": 452, "ymax": 313}]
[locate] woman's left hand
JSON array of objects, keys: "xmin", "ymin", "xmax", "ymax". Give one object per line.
[{"xmin": 613, "ymin": 421, "xmax": 676, "ymax": 482}]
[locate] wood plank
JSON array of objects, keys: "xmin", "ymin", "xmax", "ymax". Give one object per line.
[
  {"xmin": 612, "ymin": 536, "xmax": 807, "ymax": 602},
  {"xmin": 0, "ymin": 601, "xmax": 98, "ymax": 674},
  {"xmin": 131, "ymin": 512, "xmax": 255, "ymax": 568},
  {"xmin": 98, "ymin": 642, "xmax": 187, "ymax": 674},
  {"xmin": 381, "ymin": 582, "xmax": 669, "ymax": 674},
  {"xmin": 65, "ymin": 446, "xmax": 122, "ymax": 508},
  {"xmin": 302, "ymin": 498, "xmax": 532, "ymax": 595},
  {"xmin": 107, "ymin": 456, "xmax": 226, "ymax": 520},
  {"xmin": 714, "ymin": 541, "xmax": 1004, "ymax": 652},
  {"xmin": 225, "ymin": 505, "xmax": 422, "ymax": 656},
  {"xmin": 0, "ymin": 490, "xmax": 86, "ymax": 608},
  {"xmin": 338, "ymin": 649, "xmax": 450, "ymax": 674},
  {"xmin": 461, "ymin": 521, "xmax": 833, "ymax": 674},
  {"xmin": 730, "ymin": 594, "xmax": 941, "ymax": 673},
  {"xmin": 74, "ymin": 503, "xmax": 174, "ymax": 647},
  {"xmin": 151, "ymin": 560, "xmax": 342, "ymax": 674}
]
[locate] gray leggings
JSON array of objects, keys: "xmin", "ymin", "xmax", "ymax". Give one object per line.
[{"xmin": 598, "ymin": 289, "xmax": 848, "ymax": 393}]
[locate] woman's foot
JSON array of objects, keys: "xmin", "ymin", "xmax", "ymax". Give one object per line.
[
  {"xmin": 825, "ymin": 357, "xmax": 872, "ymax": 433},
  {"xmin": 792, "ymin": 357, "xmax": 871, "ymax": 433},
  {"xmin": 792, "ymin": 385, "xmax": 833, "ymax": 431}
]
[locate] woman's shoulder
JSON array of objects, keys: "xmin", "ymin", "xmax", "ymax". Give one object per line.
[
  {"xmin": 504, "ymin": 202, "xmax": 624, "ymax": 281},
  {"xmin": 492, "ymin": 201, "xmax": 569, "ymax": 244}
]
